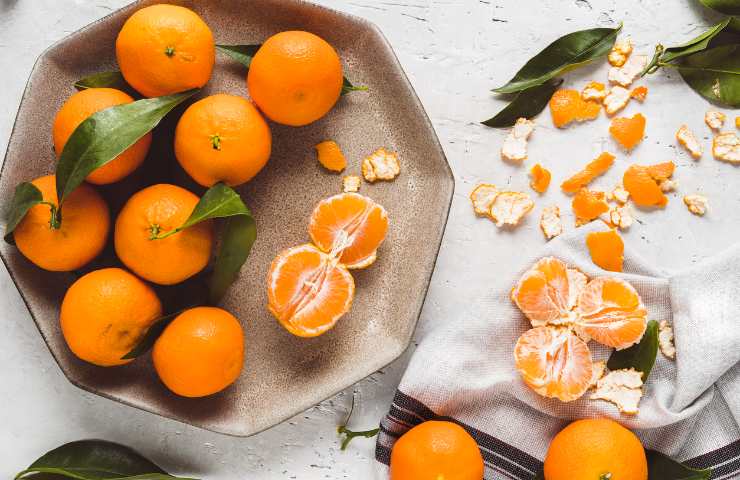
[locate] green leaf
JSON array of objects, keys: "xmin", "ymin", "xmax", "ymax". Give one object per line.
[
  {"xmin": 4, "ymin": 182, "xmax": 46, "ymax": 243},
  {"xmin": 482, "ymin": 78, "xmax": 563, "ymax": 128},
  {"xmin": 151, "ymin": 183, "xmax": 256, "ymax": 303},
  {"xmin": 56, "ymin": 89, "xmax": 197, "ymax": 207},
  {"xmin": 493, "ymin": 24, "xmax": 622, "ymax": 94},
  {"xmin": 14, "ymin": 440, "xmax": 175, "ymax": 480},
  {"xmin": 215, "ymin": 44, "xmax": 260, "ymax": 69},
  {"xmin": 699, "ymin": 0, "xmax": 740, "ymax": 15},
  {"xmin": 74, "ymin": 71, "xmax": 129, "ymax": 91},
  {"xmin": 217, "ymin": 43, "xmax": 367, "ymax": 96},
  {"xmin": 676, "ymin": 44, "xmax": 740, "ymax": 107},
  {"xmin": 607, "ymin": 320, "xmax": 659, "ymax": 381},
  {"xmin": 121, "ymin": 311, "xmax": 182, "ymax": 360},
  {"xmin": 660, "ymin": 18, "xmax": 732, "ymax": 64},
  {"xmin": 646, "ymin": 450, "xmax": 711, "ymax": 479}
]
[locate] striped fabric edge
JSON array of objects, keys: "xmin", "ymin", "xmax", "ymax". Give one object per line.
[{"xmin": 375, "ymin": 390, "xmax": 740, "ymax": 480}]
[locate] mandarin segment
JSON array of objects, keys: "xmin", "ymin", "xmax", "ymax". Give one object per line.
[
  {"xmin": 609, "ymin": 113, "xmax": 646, "ymax": 151},
  {"xmin": 267, "ymin": 244, "xmax": 355, "ymax": 337},
  {"xmin": 561, "ymin": 152, "xmax": 615, "ymax": 194},
  {"xmin": 586, "ymin": 229, "xmax": 624, "ymax": 272},
  {"xmin": 514, "ymin": 326, "xmax": 594, "ymax": 402},
  {"xmin": 575, "ymin": 277, "xmax": 648, "ymax": 349},
  {"xmin": 308, "ymin": 192, "xmax": 388, "ymax": 269},
  {"xmin": 529, "ymin": 164, "xmax": 551, "ymax": 193},
  {"xmin": 315, "ymin": 140, "xmax": 347, "ymax": 172},
  {"xmin": 549, "ymin": 89, "xmax": 601, "ymax": 128},
  {"xmin": 572, "ymin": 189, "xmax": 609, "ymax": 225},
  {"xmin": 623, "ymin": 162, "xmax": 675, "ymax": 208}
]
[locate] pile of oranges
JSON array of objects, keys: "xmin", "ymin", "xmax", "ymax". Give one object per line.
[{"xmin": 9, "ymin": 3, "xmax": 366, "ymax": 398}]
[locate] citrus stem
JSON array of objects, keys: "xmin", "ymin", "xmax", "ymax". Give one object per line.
[
  {"xmin": 337, "ymin": 425, "xmax": 380, "ymax": 451},
  {"xmin": 344, "ymin": 85, "xmax": 369, "ymax": 93},
  {"xmin": 599, "ymin": 473, "xmax": 613, "ymax": 480},
  {"xmin": 210, "ymin": 134, "xmax": 222, "ymax": 150},
  {"xmin": 642, "ymin": 44, "xmax": 664, "ymax": 76},
  {"xmin": 41, "ymin": 201, "xmax": 61, "ymax": 230},
  {"xmin": 149, "ymin": 224, "xmax": 181, "ymax": 240},
  {"xmin": 164, "ymin": 46, "xmax": 175, "ymax": 57}
]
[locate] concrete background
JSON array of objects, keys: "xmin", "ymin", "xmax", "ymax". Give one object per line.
[{"xmin": 0, "ymin": 0, "xmax": 736, "ymax": 478}]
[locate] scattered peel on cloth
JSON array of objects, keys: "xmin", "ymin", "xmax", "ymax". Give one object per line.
[
  {"xmin": 684, "ymin": 194, "xmax": 708, "ymax": 216},
  {"xmin": 658, "ymin": 320, "xmax": 676, "ymax": 359},
  {"xmin": 489, "ymin": 191, "xmax": 535, "ymax": 227},
  {"xmin": 712, "ymin": 132, "xmax": 740, "ymax": 163},
  {"xmin": 608, "ymin": 54, "xmax": 648, "ymax": 87},
  {"xmin": 608, "ymin": 37, "xmax": 633, "ymax": 67},
  {"xmin": 342, "ymin": 175, "xmax": 361, "ymax": 193},
  {"xmin": 549, "ymin": 89, "xmax": 601, "ymax": 128},
  {"xmin": 501, "ymin": 118, "xmax": 535, "ymax": 163},
  {"xmin": 529, "ymin": 163, "xmax": 551, "ymax": 193},
  {"xmin": 705, "ymin": 111, "xmax": 726, "ymax": 131},
  {"xmin": 586, "ymin": 229, "xmax": 624, "ymax": 272},
  {"xmin": 589, "ymin": 361, "xmax": 607, "ymax": 389},
  {"xmin": 540, "ymin": 205, "xmax": 562, "ymax": 240},
  {"xmin": 591, "ymin": 368, "xmax": 644, "ymax": 415},
  {"xmin": 561, "ymin": 152, "xmax": 615, "ymax": 193},
  {"xmin": 676, "ymin": 125, "xmax": 703, "ymax": 159},
  {"xmin": 361, "ymin": 147, "xmax": 400, "ymax": 182},
  {"xmin": 610, "ymin": 113, "xmax": 646, "ymax": 151}
]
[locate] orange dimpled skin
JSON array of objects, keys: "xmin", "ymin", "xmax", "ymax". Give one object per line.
[
  {"xmin": 114, "ymin": 184, "xmax": 213, "ymax": 285},
  {"xmin": 267, "ymin": 244, "xmax": 355, "ymax": 337},
  {"xmin": 610, "ymin": 113, "xmax": 646, "ymax": 151},
  {"xmin": 247, "ymin": 31, "xmax": 343, "ymax": 126},
  {"xmin": 549, "ymin": 89, "xmax": 601, "ymax": 128},
  {"xmin": 390, "ymin": 421, "xmax": 484, "ymax": 480},
  {"xmin": 174, "ymin": 94, "xmax": 272, "ymax": 187},
  {"xmin": 309, "ymin": 193, "xmax": 388, "ymax": 269},
  {"xmin": 586, "ymin": 229, "xmax": 624, "ymax": 272},
  {"xmin": 53, "ymin": 88, "xmax": 151, "ymax": 184},
  {"xmin": 623, "ymin": 162, "xmax": 675, "ymax": 207},
  {"xmin": 544, "ymin": 419, "xmax": 648, "ymax": 480},
  {"xmin": 60, "ymin": 268, "xmax": 162, "ymax": 367},
  {"xmin": 14, "ymin": 175, "xmax": 110, "ymax": 272},
  {"xmin": 561, "ymin": 152, "xmax": 615, "ymax": 193},
  {"xmin": 116, "ymin": 4, "xmax": 215, "ymax": 98},
  {"xmin": 153, "ymin": 307, "xmax": 244, "ymax": 397}
]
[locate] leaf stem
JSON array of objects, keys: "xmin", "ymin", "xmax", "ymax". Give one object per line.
[
  {"xmin": 149, "ymin": 224, "xmax": 180, "ymax": 240},
  {"xmin": 337, "ymin": 425, "xmax": 380, "ymax": 450},
  {"xmin": 642, "ymin": 44, "xmax": 664, "ymax": 76},
  {"xmin": 41, "ymin": 201, "xmax": 61, "ymax": 230}
]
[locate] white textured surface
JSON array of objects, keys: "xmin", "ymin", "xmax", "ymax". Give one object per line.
[{"xmin": 0, "ymin": 1, "xmax": 735, "ymax": 478}]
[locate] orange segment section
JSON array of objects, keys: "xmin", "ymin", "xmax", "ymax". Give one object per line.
[
  {"xmin": 586, "ymin": 229, "xmax": 624, "ymax": 272},
  {"xmin": 529, "ymin": 164, "xmax": 551, "ymax": 193},
  {"xmin": 514, "ymin": 326, "xmax": 594, "ymax": 402},
  {"xmin": 511, "ymin": 257, "xmax": 574, "ymax": 326},
  {"xmin": 576, "ymin": 277, "xmax": 647, "ymax": 349},
  {"xmin": 610, "ymin": 113, "xmax": 646, "ymax": 151},
  {"xmin": 315, "ymin": 140, "xmax": 347, "ymax": 172},
  {"xmin": 623, "ymin": 161, "xmax": 675, "ymax": 207},
  {"xmin": 549, "ymin": 89, "xmax": 601, "ymax": 128},
  {"xmin": 561, "ymin": 152, "xmax": 615, "ymax": 193},
  {"xmin": 572, "ymin": 189, "xmax": 609, "ymax": 225},
  {"xmin": 308, "ymin": 193, "xmax": 388, "ymax": 269},
  {"xmin": 267, "ymin": 244, "xmax": 355, "ymax": 337}
]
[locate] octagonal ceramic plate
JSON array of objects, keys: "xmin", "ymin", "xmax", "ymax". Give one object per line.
[{"xmin": 0, "ymin": 0, "xmax": 453, "ymax": 436}]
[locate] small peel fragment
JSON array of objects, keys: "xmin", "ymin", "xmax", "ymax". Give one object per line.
[
  {"xmin": 659, "ymin": 179, "xmax": 678, "ymax": 193},
  {"xmin": 489, "ymin": 191, "xmax": 535, "ymax": 227},
  {"xmin": 470, "ymin": 183, "xmax": 499, "ymax": 216},
  {"xmin": 705, "ymin": 111, "xmax": 726, "ymax": 131},
  {"xmin": 540, "ymin": 205, "xmax": 562, "ymax": 240},
  {"xmin": 609, "ymin": 185, "xmax": 630, "ymax": 204},
  {"xmin": 608, "ymin": 55, "xmax": 648, "ymax": 87},
  {"xmin": 736, "ymin": 117, "xmax": 740, "ymax": 129},
  {"xmin": 608, "ymin": 38, "xmax": 633, "ymax": 67},
  {"xmin": 529, "ymin": 163, "xmax": 551, "ymax": 193},
  {"xmin": 684, "ymin": 194, "xmax": 708, "ymax": 216},
  {"xmin": 609, "ymin": 205, "xmax": 633, "ymax": 230},
  {"xmin": 630, "ymin": 86, "xmax": 648, "ymax": 102},
  {"xmin": 561, "ymin": 152, "xmax": 615, "ymax": 193},
  {"xmin": 342, "ymin": 175, "xmax": 361, "ymax": 193},
  {"xmin": 501, "ymin": 118, "xmax": 535, "ymax": 163},
  {"xmin": 315, "ymin": 140, "xmax": 347, "ymax": 172},
  {"xmin": 591, "ymin": 368, "xmax": 644, "ymax": 415},
  {"xmin": 589, "ymin": 361, "xmax": 607, "ymax": 389},
  {"xmin": 712, "ymin": 132, "xmax": 740, "ymax": 163},
  {"xmin": 604, "ymin": 86, "xmax": 631, "ymax": 115},
  {"xmin": 581, "ymin": 81, "xmax": 607, "ymax": 102},
  {"xmin": 676, "ymin": 125, "xmax": 703, "ymax": 159},
  {"xmin": 566, "ymin": 268, "xmax": 588, "ymax": 312},
  {"xmin": 658, "ymin": 320, "xmax": 676, "ymax": 359},
  {"xmin": 362, "ymin": 147, "xmax": 400, "ymax": 182}
]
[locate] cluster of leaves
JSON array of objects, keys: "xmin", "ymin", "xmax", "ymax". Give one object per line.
[
  {"xmin": 483, "ymin": 25, "xmax": 622, "ymax": 127},
  {"xmin": 643, "ymin": 8, "xmax": 740, "ymax": 107},
  {"xmin": 14, "ymin": 440, "xmax": 196, "ymax": 480}
]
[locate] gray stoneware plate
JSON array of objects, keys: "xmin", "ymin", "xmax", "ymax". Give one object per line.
[{"xmin": 0, "ymin": 0, "xmax": 453, "ymax": 436}]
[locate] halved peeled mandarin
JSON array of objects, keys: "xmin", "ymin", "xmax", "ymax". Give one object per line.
[
  {"xmin": 267, "ymin": 244, "xmax": 355, "ymax": 337},
  {"xmin": 309, "ymin": 192, "xmax": 388, "ymax": 269},
  {"xmin": 623, "ymin": 161, "xmax": 675, "ymax": 208},
  {"xmin": 511, "ymin": 257, "xmax": 586, "ymax": 327},
  {"xmin": 575, "ymin": 277, "xmax": 647, "ymax": 350},
  {"xmin": 561, "ymin": 152, "xmax": 615, "ymax": 194},
  {"xmin": 549, "ymin": 89, "xmax": 601, "ymax": 128},
  {"xmin": 514, "ymin": 326, "xmax": 594, "ymax": 402}
]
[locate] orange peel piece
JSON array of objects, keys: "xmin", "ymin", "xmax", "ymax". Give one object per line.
[
  {"xmin": 684, "ymin": 194, "xmax": 708, "ymax": 216},
  {"xmin": 608, "ymin": 38, "xmax": 633, "ymax": 67},
  {"xmin": 630, "ymin": 86, "xmax": 648, "ymax": 102},
  {"xmin": 586, "ymin": 229, "xmax": 624, "ymax": 272},
  {"xmin": 342, "ymin": 175, "xmax": 361, "ymax": 193},
  {"xmin": 561, "ymin": 152, "xmax": 615, "ymax": 193},
  {"xmin": 514, "ymin": 326, "xmax": 594, "ymax": 402},
  {"xmin": 676, "ymin": 125, "xmax": 703, "ymax": 159},
  {"xmin": 501, "ymin": 118, "xmax": 535, "ymax": 163},
  {"xmin": 591, "ymin": 368, "xmax": 643, "ymax": 414},
  {"xmin": 529, "ymin": 164, "xmax": 551, "ymax": 193},
  {"xmin": 604, "ymin": 86, "xmax": 631, "ymax": 115},
  {"xmin": 361, "ymin": 147, "xmax": 400, "ymax": 182},
  {"xmin": 575, "ymin": 277, "xmax": 648, "ymax": 349},
  {"xmin": 489, "ymin": 191, "xmax": 534, "ymax": 227},
  {"xmin": 608, "ymin": 184, "xmax": 630, "ymax": 204},
  {"xmin": 623, "ymin": 161, "xmax": 675, "ymax": 208},
  {"xmin": 712, "ymin": 132, "xmax": 740, "ymax": 163},
  {"xmin": 315, "ymin": 140, "xmax": 346, "ymax": 172},
  {"xmin": 705, "ymin": 110, "xmax": 726, "ymax": 131},
  {"xmin": 658, "ymin": 320, "xmax": 676, "ymax": 359},
  {"xmin": 549, "ymin": 89, "xmax": 601, "ymax": 128},
  {"xmin": 581, "ymin": 81, "xmax": 607, "ymax": 102},
  {"xmin": 608, "ymin": 205, "xmax": 633, "ymax": 230},
  {"xmin": 572, "ymin": 188, "xmax": 609, "ymax": 226},
  {"xmin": 608, "ymin": 55, "xmax": 647, "ymax": 87},
  {"xmin": 470, "ymin": 183, "xmax": 499, "ymax": 217},
  {"xmin": 610, "ymin": 113, "xmax": 646, "ymax": 151},
  {"xmin": 540, "ymin": 205, "xmax": 562, "ymax": 240}
]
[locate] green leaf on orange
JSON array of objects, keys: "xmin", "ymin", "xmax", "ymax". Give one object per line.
[
  {"xmin": 4, "ymin": 182, "xmax": 47, "ymax": 244},
  {"xmin": 646, "ymin": 449, "xmax": 711, "ymax": 479},
  {"xmin": 121, "ymin": 311, "xmax": 183, "ymax": 360}
]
